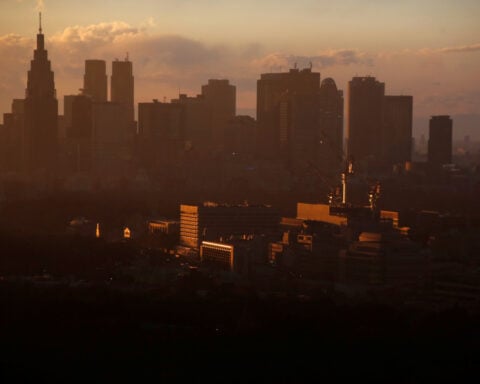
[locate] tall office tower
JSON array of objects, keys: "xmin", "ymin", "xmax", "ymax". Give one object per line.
[
  {"xmin": 319, "ymin": 78, "xmax": 344, "ymax": 174},
  {"xmin": 23, "ymin": 14, "xmax": 58, "ymax": 173},
  {"xmin": 70, "ymin": 95, "xmax": 93, "ymax": 172},
  {"xmin": 257, "ymin": 67, "xmax": 320, "ymax": 158},
  {"xmin": 346, "ymin": 76, "xmax": 385, "ymax": 172},
  {"xmin": 172, "ymin": 94, "xmax": 211, "ymax": 151},
  {"xmin": 428, "ymin": 115, "xmax": 452, "ymax": 166},
  {"xmin": 83, "ymin": 60, "xmax": 107, "ymax": 102},
  {"xmin": 138, "ymin": 100, "xmax": 184, "ymax": 168},
  {"xmin": 383, "ymin": 96, "xmax": 413, "ymax": 167},
  {"xmin": 111, "ymin": 58, "xmax": 134, "ymax": 125},
  {"xmin": 201, "ymin": 79, "xmax": 236, "ymax": 148},
  {"xmin": 92, "ymin": 102, "xmax": 130, "ymax": 175}
]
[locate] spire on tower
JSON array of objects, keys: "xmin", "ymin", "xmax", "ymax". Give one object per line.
[{"xmin": 39, "ymin": 12, "xmax": 42, "ymax": 34}]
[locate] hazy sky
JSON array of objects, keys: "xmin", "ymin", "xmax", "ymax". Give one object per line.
[{"xmin": 1, "ymin": 0, "xmax": 479, "ymax": 134}]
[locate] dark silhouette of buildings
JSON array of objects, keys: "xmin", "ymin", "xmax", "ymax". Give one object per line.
[
  {"xmin": 201, "ymin": 79, "xmax": 236, "ymax": 150},
  {"xmin": 1, "ymin": 99, "xmax": 24, "ymax": 172},
  {"xmin": 383, "ymin": 96, "xmax": 413, "ymax": 167},
  {"xmin": 224, "ymin": 115, "xmax": 256, "ymax": 156},
  {"xmin": 347, "ymin": 76, "xmax": 385, "ymax": 172},
  {"xmin": 111, "ymin": 57, "xmax": 135, "ymax": 126},
  {"xmin": 83, "ymin": 60, "xmax": 107, "ymax": 103},
  {"xmin": 23, "ymin": 14, "xmax": 58, "ymax": 173},
  {"xmin": 171, "ymin": 94, "xmax": 211, "ymax": 152},
  {"xmin": 68, "ymin": 94, "xmax": 93, "ymax": 172},
  {"xmin": 428, "ymin": 115, "xmax": 453, "ymax": 166},
  {"xmin": 92, "ymin": 102, "xmax": 130, "ymax": 175},
  {"xmin": 347, "ymin": 77, "xmax": 413, "ymax": 173},
  {"xmin": 256, "ymin": 67, "xmax": 321, "ymax": 159},
  {"xmin": 256, "ymin": 67, "xmax": 343, "ymax": 176},
  {"xmin": 137, "ymin": 99, "xmax": 184, "ymax": 169},
  {"xmin": 318, "ymin": 78, "xmax": 344, "ymax": 175}
]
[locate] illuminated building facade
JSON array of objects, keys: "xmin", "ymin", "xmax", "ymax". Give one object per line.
[{"xmin": 180, "ymin": 203, "xmax": 279, "ymax": 250}]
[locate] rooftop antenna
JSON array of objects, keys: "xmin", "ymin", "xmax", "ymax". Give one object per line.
[
  {"xmin": 309, "ymin": 61, "xmax": 313, "ymax": 70},
  {"xmin": 39, "ymin": 12, "xmax": 42, "ymax": 33},
  {"xmin": 125, "ymin": 52, "xmax": 129, "ymax": 61},
  {"xmin": 294, "ymin": 62, "xmax": 297, "ymax": 69}
]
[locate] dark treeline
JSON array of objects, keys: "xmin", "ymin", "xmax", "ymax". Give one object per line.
[{"xmin": 1, "ymin": 280, "xmax": 478, "ymax": 382}]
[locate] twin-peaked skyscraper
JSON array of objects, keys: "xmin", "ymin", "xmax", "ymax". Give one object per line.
[
  {"xmin": 346, "ymin": 76, "xmax": 413, "ymax": 173},
  {"xmin": 63, "ymin": 56, "xmax": 135, "ymax": 174}
]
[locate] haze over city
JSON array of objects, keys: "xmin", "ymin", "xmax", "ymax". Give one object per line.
[
  {"xmin": 1, "ymin": 0, "xmax": 479, "ymax": 139},
  {"xmin": 1, "ymin": 1, "xmax": 480, "ymax": 382}
]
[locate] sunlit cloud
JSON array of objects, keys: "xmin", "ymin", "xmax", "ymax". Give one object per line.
[
  {"xmin": 251, "ymin": 50, "xmax": 373, "ymax": 72},
  {"xmin": 36, "ymin": 0, "xmax": 45, "ymax": 11}
]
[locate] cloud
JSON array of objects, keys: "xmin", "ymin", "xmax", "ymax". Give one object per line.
[
  {"xmin": 36, "ymin": 0, "xmax": 45, "ymax": 11},
  {"xmin": 251, "ymin": 50, "xmax": 373, "ymax": 72},
  {"xmin": 437, "ymin": 43, "xmax": 480, "ymax": 54},
  {"xmin": 51, "ymin": 21, "xmax": 140, "ymax": 45},
  {"xmin": 1, "ymin": 19, "xmax": 479, "ymax": 120}
]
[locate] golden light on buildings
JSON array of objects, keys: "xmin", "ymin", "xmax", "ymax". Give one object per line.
[
  {"xmin": 96, "ymin": 223, "xmax": 100, "ymax": 238},
  {"xmin": 123, "ymin": 227, "xmax": 131, "ymax": 239}
]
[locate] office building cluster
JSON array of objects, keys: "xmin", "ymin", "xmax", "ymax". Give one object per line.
[{"xmin": 0, "ymin": 21, "xmax": 454, "ymax": 190}]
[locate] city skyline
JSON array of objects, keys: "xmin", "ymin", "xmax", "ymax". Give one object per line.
[{"xmin": 1, "ymin": 1, "xmax": 479, "ymax": 139}]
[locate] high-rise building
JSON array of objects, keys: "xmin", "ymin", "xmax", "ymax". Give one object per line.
[
  {"xmin": 111, "ymin": 58, "xmax": 134, "ymax": 125},
  {"xmin": 383, "ymin": 96, "xmax": 413, "ymax": 166},
  {"xmin": 257, "ymin": 68, "xmax": 344, "ymax": 181},
  {"xmin": 23, "ymin": 14, "xmax": 58, "ymax": 173},
  {"xmin": 138, "ymin": 100, "xmax": 184, "ymax": 168},
  {"xmin": 1, "ymin": 99, "xmax": 24, "ymax": 172},
  {"xmin": 63, "ymin": 94, "xmax": 91, "ymax": 173},
  {"xmin": 92, "ymin": 102, "xmax": 130, "ymax": 175},
  {"xmin": 319, "ymin": 78, "xmax": 344, "ymax": 174},
  {"xmin": 83, "ymin": 60, "xmax": 107, "ymax": 102},
  {"xmin": 257, "ymin": 67, "xmax": 320, "ymax": 158},
  {"xmin": 201, "ymin": 79, "xmax": 236, "ymax": 148},
  {"xmin": 347, "ymin": 76, "xmax": 385, "ymax": 172},
  {"xmin": 172, "ymin": 94, "xmax": 211, "ymax": 151},
  {"xmin": 428, "ymin": 115, "xmax": 452, "ymax": 166}
]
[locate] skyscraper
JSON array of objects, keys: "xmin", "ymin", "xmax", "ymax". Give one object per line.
[
  {"xmin": 111, "ymin": 58, "xmax": 134, "ymax": 125},
  {"xmin": 83, "ymin": 60, "xmax": 107, "ymax": 103},
  {"xmin": 201, "ymin": 79, "xmax": 236, "ymax": 148},
  {"xmin": 428, "ymin": 115, "xmax": 452, "ymax": 166},
  {"xmin": 23, "ymin": 13, "xmax": 58, "ymax": 172},
  {"xmin": 319, "ymin": 78, "xmax": 344, "ymax": 174},
  {"xmin": 383, "ymin": 96, "xmax": 413, "ymax": 166},
  {"xmin": 257, "ymin": 67, "xmax": 321, "ymax": 158},
  {"xmin": 346, "ymin": 76, "xmax": 385, "ymax": 172}
]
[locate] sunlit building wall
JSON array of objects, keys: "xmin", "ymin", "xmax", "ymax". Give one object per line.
[{"xmin": 180, "ymin": 203, "xmax": 279, "ymax": 250}]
